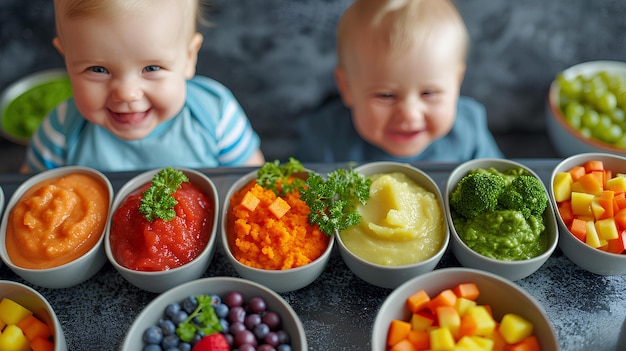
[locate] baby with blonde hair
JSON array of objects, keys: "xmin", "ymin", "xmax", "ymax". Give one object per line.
[
  {"xmin": 23, "ymin": 0, "xmax": 264, "ymax": 172},
  {"xmin": 297, "ymin": 0, "xmax": 502, "ymax": 162}
]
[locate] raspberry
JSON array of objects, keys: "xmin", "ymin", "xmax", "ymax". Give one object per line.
[{"xmin": 192, "ymin": 333, "xmax": 230, "ymax": 351}]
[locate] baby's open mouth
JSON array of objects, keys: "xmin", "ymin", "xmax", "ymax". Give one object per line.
[{"xmin": 109, "ymin": 110, "xmax": 149, "ymax": 125}]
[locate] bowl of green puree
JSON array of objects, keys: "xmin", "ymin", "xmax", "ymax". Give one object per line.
[
  {"xmin": 0, "ymin": 69, "xmax": 72, "ymax": 145},
  {"xmin": 444, "ymin": 158, "xmax": 559, "ymax": 281}
]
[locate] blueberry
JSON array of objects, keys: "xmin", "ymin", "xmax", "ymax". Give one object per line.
[
  {"xmin": 214, "ymin": 303, "xmax": 229, "ymax": 319},
  {"xmin": 143, "ymin": 344, "xmax": 162, "ymax": 351},
  {"xmin": 210, "ymin": 294, "xmax": 221, "ymax": 306},
  {"xmin": 219, "ymin": 318, "xmax": 230, "ymax": 334},
  {"xmin": 277, "ymin": 344, "xmax": 292, "ymax": 351},
  {"xmin": 164, "ymin": 303, "xmax": 181, "ymax": 319},
  {"xmin": 178, "ymin": 342, "xmax": 192, "ymax": 351},
  {"xmin": 142, "ymin": 326, "xmax": 163, "ymax": 344},
  {"xmin": 158, "ymin": 319, "xmax": 176, "ymax": 336},
  {"xmin": 182, "ymin": 296, "xmax": 198, "ymax": 314},
  {"xmin": 161, "ymin": 334, "xmax": 180, "ymax": 349},
  {"xmin": 171, "ymin": 310, "xmax": 189, "ymax": 325}
]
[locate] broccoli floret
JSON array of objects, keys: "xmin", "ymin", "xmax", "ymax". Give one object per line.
[
  {"xmin": 498, "ymin": 175, "xmax": 548, "ymax": 219},
  {"xmin": 450, "ymin": 172, "xmax": 507, "ymax": 219}
]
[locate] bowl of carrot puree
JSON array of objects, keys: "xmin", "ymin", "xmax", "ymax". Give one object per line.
[
  {"xmin": 221, "ymin": 168, "xmax": 334, "ymax": 293},
  {"xmin": 0, "ymin": 166, "xmax": 113, "ymax": 289},
  {"xmin": 105, "ymin": 167, "xmax": 219, "ymax": 293}
]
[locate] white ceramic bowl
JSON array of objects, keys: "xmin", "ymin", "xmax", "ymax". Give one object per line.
[
  {"xmin": 371, "ymin": 268, "xmax": 560, "ymax": 351},
  {"xmin": 445, "ymin": 158, "xmax": 559, "ymax": 281},
  {"xmin": 335, "ymin": 161, "xmax": 449, "ymax": 289},
  {"xmin": 0, "ymin": 69, "xmax": 71, "ymax": 145},
  {"xmin": 547, "ymin": 60, "xmax": 626, "ymax": 157},
  {"xmin": 0, "ymin": 166, "xmax": 112, "ymax": 288},
  {"xmin": 0, "ymin": 280, "xmax": 67, "ymax": 351},
  {"xmin": 121, "ymin": 276, "xmax": 307, "ymax": 351},
  {"xmin": 550, "ymin": 152, "xmax": 626, "ymax": 275},
  {"xmin": 105, "ymin": 168, "xmax": 219, "ymax": 293},
  {"xmin": 221, "ymin": 169, "xmax": 334, "ymax": 293}
]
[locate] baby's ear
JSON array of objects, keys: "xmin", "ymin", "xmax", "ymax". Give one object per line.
[
  {"xmin": 52, "ymin": 37, "xmax": 64, "ymax": 56},
  {"xmin": 185, "ymin": 33, "xmax": 204, "ymax": 79},
  {"xmin": 335, "ymin": 67, "xmax": 353, "ymax": 107}
]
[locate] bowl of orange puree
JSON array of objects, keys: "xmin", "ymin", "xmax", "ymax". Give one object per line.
[
  {"xmin": 105, "ymin": 167, "xmax": 219, "ymax": 293},
  {"xmin": 0, "ymin": 166, "xmax": 113, "ymax": 289}
]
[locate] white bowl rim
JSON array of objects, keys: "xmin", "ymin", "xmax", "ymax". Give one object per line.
[
  {"xmin": 121, "ymin": 276, "xmax": 308, "ymax": 350},
  {"xmin": 550, "ymin": 152, "xmax": 626, "ymax": 259},
  {"xmin": 0, "ymin": 166, "xmax": 113, "ymax": 272},
  {"xmin": 548, "ymin": 60, "xmax": 626, "ymax": 154},
  {"xmin": 445, "ymin": 158, "xmax": 559, "ymax": 265},
  {"xmin": 104, "ymin": 167, "xmax": 220, "ymax": 275},
  {"xmin": 221, "ymin": 168, "xmax": 336, "ymax": 275}
]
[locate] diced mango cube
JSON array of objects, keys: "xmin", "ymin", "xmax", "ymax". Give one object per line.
[
  {"xmin": 0, "ymin": 324, "xmax": 30, "ymax": 351},
  {"xmin": 455, "ymin": 297, "xmax": 477, "ymax": 317},
  {"xmin": 430, "ymin": 327, "xmax": 455, "ymax": 351},
  {"xmin": 0, "ymin": 298, "xmax": 33, "ymax": 326},
  {"xmin": 436, "ymin": 306, "xmax": 461, "ymax": 338},
  {"xmin": 570, "ymin": 192, "xmax": 595, "ymax": 216},
  {"xmin": 498, "ymin": 313, "xmax": 534, "ymax": 344},
  {"xmin": 595, "ymin": 218, "xmax": 619, "ymax": 240},
  {"xmin": 552, "ymin": 172, "xmax": 573, "ymax": 202},
  {"xmin": 465, "ymin": 306, "xmax": 496, "ymax": 336},
  {"xmin": 411, "ymin": 311, "xmax": 435, "ymax": 331}
]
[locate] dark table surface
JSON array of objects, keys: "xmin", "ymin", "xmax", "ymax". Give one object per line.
[{"xmin": 0, "ymin": 160, "xmax": 625, "ymax": 351}]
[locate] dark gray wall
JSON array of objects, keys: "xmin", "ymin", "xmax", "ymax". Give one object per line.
[{"xmin": 2, "ymin": 0, "xmax": 625, "ymax": 160}]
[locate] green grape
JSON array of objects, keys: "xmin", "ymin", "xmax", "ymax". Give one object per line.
[
  {"xmin": 617, "ymin": 91, "xmax": 626, "ymax": 108},
  {"xmin": 596, "ymin": 91, "xmax": 617, "ymax": 112},
  {"xmin": 581, "ymin": 108, "xmax": 600, "ymax": 128},
  {"xmin": 557, "ymin": 74, "xmax": 583, "ymax": 98},
  {"xmin": 610, "ymin": 108, "xmax": 625, "ymax": 124},
  {"xmin": 615, "ymin": 135, "xmax": 626, "ymax": 149}
]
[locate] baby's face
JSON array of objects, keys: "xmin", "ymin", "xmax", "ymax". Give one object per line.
[
  {"xmin": 54, "ymin": 1, "xmax": 201, "ymax": 140},
  {"xmin": 337, "ymin": 26, "xmax": 466, "ymax": 158}
]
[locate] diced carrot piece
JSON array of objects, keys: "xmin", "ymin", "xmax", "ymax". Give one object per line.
[
  {"xmin": 389, "ymin": 339, "xmax": 417, "ymax": 351},
  {"xmin": 615, "ymin": 208, "xmax": 626, "ymax": 231},
  {"xmin": 568, "ymin": 165, "xmax": 586, "ymax": 181},
  {"xmin": 505, "ymin": 335, "xmax": 541, "ymax": 351},
  {"xmin": 615, "ymin": 192, "xmax": 626, "ymax": 210},
  {"xmin": 605, "ymin": 169, "xmax": 613, "ymax": 188},
  {"xmin": 16, "ymin": 315, "xmax": 51, "ymax": 341},
  {"xmin": 458, "ymin": 314, "xmax": 478, "ymax": 338},
  {"xmin": 406, "ymin": 290, "xmax": 431, "ymax": 313},
  {"xmin": 240, "ymin": 191, "xmax": 260, "ymax": 212},
  {"xmin": 406, "ymin": 329, "xmax": 430, "ymax": 350},
  {"xmin": 577, "ymin": 173, "xmax": 603, "ymax": 195},
  {"xmin": 607, "ymin": 231, "xmax": 626, "ymax": 254},
  {"xmin": 453, "ymin": 282, "xmax": 480, "ymax": 301},
  {"xmin": 267, "ymin": 197, "xmax": 290, "ymax": 219},
  {"xmin": 584, "ymin": 160, "xmax": 604, "ymax": 173},
  {"xmin": 387, "ymin": 320, "xmax": 412, "ymax": 347},
  {"xmin": 569, "ymin": 218, "xmax": 587, "ymax": 242},
  {"xmin": 427, "ymin": 289, "xmax": 457, "ymax": 315},
  {"xmin": 598, "ymin": 190, "xmax": 615, "ymax": 219},
  {"xmin": 31, "ymin": 337, "xmax": 55, "ymax": 351},
  {"xmin": 557, "ymin": 200, "xmax": 574, "ymax": 226}
]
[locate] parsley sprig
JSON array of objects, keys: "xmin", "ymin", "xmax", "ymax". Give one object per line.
[
  {"xmin": 175, "ymin": 295, "xmax": 221, "ymax": 342},
  {"xmin": 257, "ymin": 157, "xmax": 305, "ymax": 197},
  {"xmin": 300, "ymin": 169, "xmax": 371, "ymax": 236},
  {"xmin": 139, "ymin": 167, "xmax": 189, "ymax": 222}
]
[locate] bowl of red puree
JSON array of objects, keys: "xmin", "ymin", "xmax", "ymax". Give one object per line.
[
  {"xmin": 105, "ymin": 167, "xmax": 219, "ymax": 293},
  {"xmin": 0, "ymin": 166, "xmax": 113, "ymax": 289},
  {"xmin": 221, "ymin": 162, "xmax": 334, "ymax": 293}
]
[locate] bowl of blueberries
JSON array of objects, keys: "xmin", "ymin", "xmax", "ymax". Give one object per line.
[{"xmin": 121, "ymin": 276, "xmax": 306, "ymax": 351}]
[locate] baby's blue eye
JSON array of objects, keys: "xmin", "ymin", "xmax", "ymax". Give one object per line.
[
  {"xmin": 377, "ymin": 93, "xmax": 394, "ymax": 99},
  {"xmin": 89, "ymin": 66, "xmax": 108, "ymax": 74},
  {"xmin": 144, "ymin": 65, "xmax": 161, "ymax": 72}
]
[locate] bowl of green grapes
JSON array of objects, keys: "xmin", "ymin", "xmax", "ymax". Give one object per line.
[{"xmin": 547, "ymin": 60, "xmax": 626, "ymax": 157}]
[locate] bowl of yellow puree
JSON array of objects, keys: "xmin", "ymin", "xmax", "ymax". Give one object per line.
[
  {"xmin": 0, "ymin": 69, "xmax": 72, "ymax": 145},
  {"xmin": 335, "ymin": 161, "xmax": 449, "ymax": 289}
]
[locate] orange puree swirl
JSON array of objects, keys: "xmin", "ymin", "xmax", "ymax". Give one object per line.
[{"xmin": 6, "ymin": 174, "xmax": 109, "ymax": 269}]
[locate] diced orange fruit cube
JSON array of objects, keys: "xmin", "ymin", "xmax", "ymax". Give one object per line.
[
  {"xmin": 16, "ymin": 315, "xmax": 52, "ymax": 341},
  {"xmin": 387, "ymin": 320, "xmax": 412, "ymax": 347},
  {"xmin": 268, "ymin": 197, "xmax": 290, "ymax": 219},
  {"xmin": 30, "ymin": 337, "xmax": 55, "ymax": 351},
  {"xmin": 406, "ymin": 289, "xmax": 431, "ymax": 313},
  {"xmin": 240, "ymin": 191, "xmax": 261, "ymax": 212},
  {"xmin": 427, "ymin": 289, "xmax": 457, "ymax": 315}
]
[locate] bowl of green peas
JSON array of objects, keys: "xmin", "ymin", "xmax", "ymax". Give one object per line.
[{"xmin": 547, "ymin": 60, "xmax": 626, "ymax": 157}]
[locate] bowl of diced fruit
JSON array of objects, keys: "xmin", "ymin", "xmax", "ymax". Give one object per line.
[
  {"xmin": 121, "ymin": 276, "xmax": 306, "ymax": 351},
  {"xmin": 547, "ymin": 60, "xmax": 626, "ymax": 157},
  {"xmin": 0, "ymin": 280, "xmax": 67, "ymax": 351},
  {"xmin": 550, "ymin": 153, "xmax": 626, "ymax": 275},
  {"xmin": 372, "ymin": 267, "xmax": 559, "ymax": 351}
]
